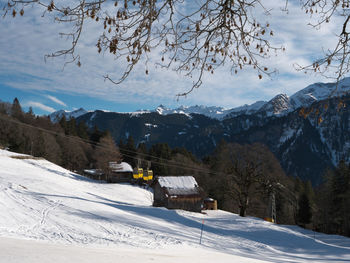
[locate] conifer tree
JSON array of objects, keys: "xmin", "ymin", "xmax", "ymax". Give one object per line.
[
  {"xmin": 77, "ymin": 121, "xmax": 89, "ymax": 140},
  {"xmin": 297, "ymin": 192, "xmax": 312, "ymax": 227},
  {"xmin": 66, "ymin": 118, "xmax": 77, "ymax": 136},
  {"xmin": 121, "ymin": 135, "xmax": 137, "ymax": 167},
  {"xmin": 59, "ymin": 115, "xmax": 67, "ymax": 133},
  {"xmin": 11, "ymin": 98, "xmax": 23, "ymax": 120},
  {"xmin": 90, "ymin": 125, "xmax": 103, "ymax": 143},
  {"xmin": 149, "ymin": 143, "xmax": 172, "ymax": 176}
]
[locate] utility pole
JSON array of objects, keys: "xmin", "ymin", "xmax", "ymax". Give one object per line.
[
  {"xmin": 30, "ymin": 141, "xmax": 33, "ymax": 156},
  {"xmin": 265, "ymin": 190, "xmax": 276, "ymax": 223},
  {"xmin": 199, "ymin": 219, "xmax": 205, "ymax": 244}
]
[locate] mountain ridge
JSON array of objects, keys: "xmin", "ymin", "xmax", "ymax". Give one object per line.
[
  {"xmin": 50, "ymin": 78, "xmax": 350, "ymax": 121},
  {"xmin": 49, "ymin": 78, "xmax": 350, "ymax": 184}
]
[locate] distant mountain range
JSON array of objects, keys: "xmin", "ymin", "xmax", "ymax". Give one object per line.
[
  {"xmin": 49, "ymin": 78, "xmax": 350, "ymax": 185},
  {"xmin": 50, "ymin": 78, "xmax": 350, "ymax": 121}
]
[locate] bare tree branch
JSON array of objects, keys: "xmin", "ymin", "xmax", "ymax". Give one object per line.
[
  {"xmin": 296, "ymin": 0, "xmax": 350, "ymax": 86},
  {"xmin": 3, "ymin": 0, "xmax": 284, "ymax": 95}
]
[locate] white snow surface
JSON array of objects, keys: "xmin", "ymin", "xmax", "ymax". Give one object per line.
[
  {"xmin": 157, "ymin": 176, "xmax": 198, "ymax": 189},
  {"xmin": 1, "ymin": 149, "xmax": 350, "ymax": 263}
]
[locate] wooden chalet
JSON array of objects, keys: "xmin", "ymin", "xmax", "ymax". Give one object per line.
[
  {"xmin": 107, "ymin": 161, "xmax": 133, "ymax": 183},
  {"xmin": 152, "ymin": 176, "xmax": 203, "ymax": 212}
]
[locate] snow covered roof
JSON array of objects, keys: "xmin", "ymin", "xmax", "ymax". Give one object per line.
[
  {"xmin": 109, "ymin": 162, "xmax": 133, "ymax": 173},
  {"xmin": 83, "ymin": 169, "xmax": 103, "ymax": 175},
  {"xmin": 157, "ymin": 176, "xmax": 198, "ymax": 189}
]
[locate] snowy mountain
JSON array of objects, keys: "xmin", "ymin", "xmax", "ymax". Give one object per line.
[
  {"xmin": 151, "ymin": 78, "xmax": 350, "ymax": 119},
  {"xmin": 154, "ymin": 104, "xmax": 228, "ymax": 119},
  {"xmin": 49, "ymin": 77, "xmax": 350, "ymax": 121},
  {"xmin": 49, "ymin": 107, "xmax": 88, "ymax": 122},
  {"xmin": 1, "ymin": 149, "xmax": 350, "ymax": 263},
  {"xmin": 78, "ymin": 93, "xmax": 350, "ymax": 185},
  {"xmin": 258, "ymin": 94, "xmax": 291, "ymax": 116},
  {"xmin": 290, "ymin": 77, "xmax": 350, "ymax": 109},
  {"xmin": 48, "ymin": 78, "xmax": 350, "ymax": 184},
  {"xmin": 225, "ymin": 100, "xmax": 267, "ymax": 118}
]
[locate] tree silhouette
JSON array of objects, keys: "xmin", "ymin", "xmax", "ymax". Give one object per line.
[
  {"xmin": 11, "ymin": 98, "xmax": 23, "ymax": 120},
  {"xmin": 297, "ymin": 192, "xmax": 312, "ymax": 227}
]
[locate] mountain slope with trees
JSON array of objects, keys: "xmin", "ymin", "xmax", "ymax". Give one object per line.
[
  {"xmin": 0, "ymin": 98, "xmax": 120, "ymax": 178},
  {"xmin": 74, "ymin": 93, "xmax": 350, "ymax": 185}
]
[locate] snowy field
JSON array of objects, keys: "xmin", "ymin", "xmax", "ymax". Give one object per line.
[{"xmin": 0, "ymin": 149, "xmax": 350, "ymax": 263}]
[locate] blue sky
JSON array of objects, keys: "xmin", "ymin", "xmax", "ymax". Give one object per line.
[{"xmin": 0, "ymin": 0, "xmax": 342, "ymax": 115}]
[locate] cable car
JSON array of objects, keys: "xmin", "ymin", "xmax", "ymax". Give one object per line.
[
  {"xmin": 133, "ymin": 168, "xmax": 143, "ymax": 180},
  {"xmin": 143, "ymin": 169, "xmax": 153, "ymax": 182}
]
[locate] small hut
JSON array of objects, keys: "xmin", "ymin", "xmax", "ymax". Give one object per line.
[
  {"xmin": 203, "ymin": 198, "xmax": 218, "ymax": 210},
  {"xmin": 83, "ymin": 169, "xmax": 104, "ymax": 181},
  {"xmin": 108, "ymin": 162, "xmax": 133, "ymax": 183},
  {"xmin": 152, "ymin": 176, "xmax": 203, "ymax": 212}
]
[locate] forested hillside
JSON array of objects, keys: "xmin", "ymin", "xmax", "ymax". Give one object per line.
[
  {"xmin": 1, "ymin": 98, "xmax": 349, "ymax": 237},
  {"xmin": 0, "ymin": 98, "xmax": 120, "ymax": 177},
  {"xmin": 74, "ymin": 94, "xmax": 350, "ymax": 186}
]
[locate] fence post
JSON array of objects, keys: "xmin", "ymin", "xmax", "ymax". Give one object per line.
[{"xmin": 199, "ymin": 219, "xmax": 205, "ymax": 244}]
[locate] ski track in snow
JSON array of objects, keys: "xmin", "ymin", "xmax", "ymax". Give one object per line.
[{"xmin": 1, "ymin": 149, "xmax": 350, "ymax": 263}]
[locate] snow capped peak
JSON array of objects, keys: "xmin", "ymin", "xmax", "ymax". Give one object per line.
[
  {"xmin": 70, "ymin": 108, "xmax": 88, "ymax": 118},
  {"xmin": 259, "ymin": 94, "xmax": 291, "ymax": 116},
  {"xmin": 154, "ymin": 104, "xmax": 225, "ymax": 118},
  {"xmin": 50, "ymin": 77, "xmax": 350, "ymax": 122},
  {"xmin": 290, "ymin": 77, "xmax": 350, "ymax": 109},
  {"xmin": 49, "ymin": 108, "xmax": 88, "ymax": 122},
  {"xmin": 150, "ymin": 78, "xmax": 350, "ymax": 120},
  {"xmin": 155, "ymin": 104, "xmax": 172, "ymax": 115}
]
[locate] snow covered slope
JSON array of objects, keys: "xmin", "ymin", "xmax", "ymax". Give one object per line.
[
  {"xmin": 290, "ymin": 77, "xmax": 350, "ymax": 109},
  {"xmin": 0, "ymin": 149, "xmax": 350, "ymax": 263}
]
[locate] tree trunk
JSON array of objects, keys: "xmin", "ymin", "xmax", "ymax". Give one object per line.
[
  {"xmin": 239, "ymin": 196, "xmax": 249, "ymax": 217},
  {"xmin": 239, "ymin": 205, "xmax": 246, "ymax": 217}
]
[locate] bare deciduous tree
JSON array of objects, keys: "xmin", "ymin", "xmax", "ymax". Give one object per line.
[
  {"xmin": 213, "ymin": 142, "xmax": 284, "ymax": 217},
  {"xmin": 3, "ymin": 0, "xmax": 282, "ymax": 95},
  {"xmin": 295, "ymin": 0, "xmax": 350, "ymax": 83},
  {"xmin": 3, "ymin": 0, "xmax": 350, "ymax": 93}
]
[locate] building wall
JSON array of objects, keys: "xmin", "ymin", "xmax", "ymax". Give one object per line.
[
  {"xmin": 108, "ymin": 172, "xmax": 133, "ymax": 183},
  {"xmin": 153, "ymin": 183, "xmax": 167, "ymax": 207},
  {"xmin": 152, "ymin": 182, "xmax": 203, "ymax": 212},
  {"xmin": 167, "ymin": 197, "xmax": 202, "ymax": 212}
]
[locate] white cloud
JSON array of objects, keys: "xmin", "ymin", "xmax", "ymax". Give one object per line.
[
  {"xmin": 25, "ymin": 101, "xmax": 56, "ymax": 113},
  {"xmin": 46, "ymin": 95, "xmax": 67, "ymax": 107}
]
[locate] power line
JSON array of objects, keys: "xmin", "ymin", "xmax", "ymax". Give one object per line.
[
  {"xmin": 0, "ymin": 113, "xmax": 214, "ymax": 175},
  {"xmin": 0, "ymin": 112, "xmax": 301, "ymax": 194}
]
